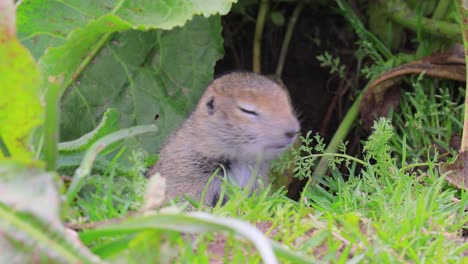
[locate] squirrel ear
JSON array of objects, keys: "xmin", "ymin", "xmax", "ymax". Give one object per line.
[{"xmin": 206, "ymin": 96, "xmax": 215, "ymax": 115}]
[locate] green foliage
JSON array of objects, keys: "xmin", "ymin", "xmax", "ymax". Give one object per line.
[
  {"xmin": 302, "ymin": 119, "xmax": 467, "ymax": 262},
  {"xmin": 389, "ymin": 76, "xmax": 464, "ymax": 163},
  {"xmin": 65, "ymin": 123, "xmax": 158, "ymax": 205},
  {"xmin": 2, "ymin": 0, "xmax": 467, "ymax": 262},
  {"xmin": 316, "ymin": 52, "xmax": 346, "ymax": 78},
  {"xmin": 17, "ymin": 0, "xmax": 233, "ymax": 170},
  {"xmin": 362, "ymin": 118, "xmax": 395, "ymax": 175},
  {"xmin": 71, "ymin": 150, "xmax": 148, "ymax": 222},
  {"xmin": 273, "ymin": 131, "xmax": 360, "ymax": 181},
  {"xmin": 207, "ymin": 115, "xmax": 466, "ymax": 262}
]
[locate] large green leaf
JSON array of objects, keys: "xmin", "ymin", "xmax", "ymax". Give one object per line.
[
  {"xmin": 0, "ymin": 0, "xmax": 42, "ymax": 162},
  {"xmin": 0, "ymin": 161, "xmax": 100, "ymax": 263},
  {"xmin": 18, "ymin": 0, "xmax": 234, "ymax": 62},
  {"xmin": 60, "ymin": 17, "xmax": 224, "ymax": 155},
  {"xmin": 17, "ymin": 0, "xmax": 231, "ymax": 166}
]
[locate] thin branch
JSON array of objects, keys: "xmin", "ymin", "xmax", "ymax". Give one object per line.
[
  {"xmin": 253, "ymin": 0, "xmax": 269, "ymax": 74},
  {"xmin": 275, "ymin": 1, "xmax": 304, "ymax": 78}
]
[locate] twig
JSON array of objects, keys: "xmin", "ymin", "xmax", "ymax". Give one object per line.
[
  {"xmin": 299, "ymin": 153, "xmax": 367, "ymax": 166},
  {"xmin": 275, "ymin": 1, "xmax": 304, "ymax": 78},
  {"xmin": 319, "ymin": 67, "xmax": 352, "ymax": 135},
  {"xmin": 253, "ymin": 0, "xmax": 269, "ymax": 74}
]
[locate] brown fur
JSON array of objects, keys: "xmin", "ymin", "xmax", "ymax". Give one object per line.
[{"xmin": 147, "ymin": 72, "xmax": 300, "ymax": 206}]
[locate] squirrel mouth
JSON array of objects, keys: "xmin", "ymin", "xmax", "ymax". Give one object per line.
[
  {"xmin": 273, "ymin": 144, "xmax": 288, "ymax": 149},
  {"xmin": 266, "ymin": 143, "xmax": 290, "ymax": 150},
  {"xmin": 265, "ymin": 137, "xmax": 296, "ymax": 150}
]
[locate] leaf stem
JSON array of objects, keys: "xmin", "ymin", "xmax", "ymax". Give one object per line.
[
  {"xmin": 300, "ymin": 152, "xmax": 367, "ymax": 166},
  {"xmin": 253, "ymin": 0, "xmax": 269, "ymax": 74},
  {"xmin": 401, "ymin": 162, "xmax": 440, "ymax": 172}
]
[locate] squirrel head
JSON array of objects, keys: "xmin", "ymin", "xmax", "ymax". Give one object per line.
[{"xmin": 194, "ymin": 72, "xmax": 300, "ymax": 161}]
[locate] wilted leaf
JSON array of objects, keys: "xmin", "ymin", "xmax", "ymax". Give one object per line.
[
  {"xmin": 439, "ymin": 152, "xmax": 468, "ymax": 190},
  {"xmin": 0, "ymin": 161, "xmax": 100, "ymax": 263},
  {"xmin": 0, "ymin": 0, "xmax": 42, "ymax": 162},
  {"xmin": 360, "ymin": 44, "xmax": 466, "ymax": 129}
]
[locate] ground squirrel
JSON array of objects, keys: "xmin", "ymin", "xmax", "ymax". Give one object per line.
[{"xmin": 147, "ymin": 72, "xmax": 300, "ymax": 206}]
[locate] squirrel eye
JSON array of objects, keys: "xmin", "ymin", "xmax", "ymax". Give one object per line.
[
  {"xmin": 238, "ymin": 107, "xmax": 258, "ymax": 116},
  {"xmin": 206, "ymin": 97, "xmax": 215, "ymax": 115}
]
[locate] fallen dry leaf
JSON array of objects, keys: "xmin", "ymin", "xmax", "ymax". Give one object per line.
[
  {"xmin": 439, "ymin": 151, "xmax": 468, "ymax": 190},
  {"xmin": 361, "ymin": 44, "xmax": 466, "ymax": 130}
]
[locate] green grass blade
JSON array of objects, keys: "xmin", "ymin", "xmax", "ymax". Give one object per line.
[{"xmin": 80, "ymin": 212, "xmax": 278, "ymax": 264}]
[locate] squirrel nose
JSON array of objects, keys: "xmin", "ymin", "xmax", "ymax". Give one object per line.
[
  {"xmin": 285, "ymin": 130, "xmax": 299, "ymax": 139},
  {"xmin": 284, "ymin": 118, "xmax": 300, "ymax": 139}
]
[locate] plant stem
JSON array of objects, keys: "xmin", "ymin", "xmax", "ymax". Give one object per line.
[
  {"xmin": 275, "ymin": 1, "xmax": 304, "ymax": 78},
  {"xmin": 387, "ymin": 0, "xmax": 460, "ymax": 41},
  {"xmin": 455, "ymin": 0, "xmax": 468, "ymax": 151},
  {"xmin": 311, "ymin": 92, "xmax": 365, "ymax": 178},
  {"xmin": 401, "ymin": 162, "xmax": 440, "ymax": 172},
  {"xmin": 300, "ymin": 153, "xmax": 367, "ymax": 166},
  {"xmin": 253, "ymin": 0, "xmax": 269, "ymax": 74},
  {"xmin": 0, "ymin": 136, "xmax": 11, "ymax": 157}
]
